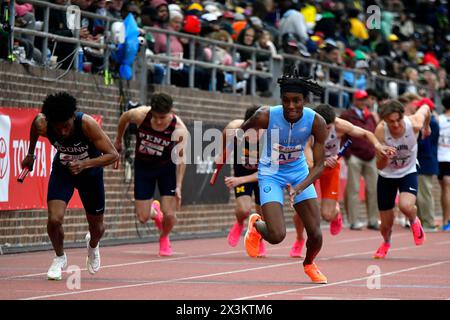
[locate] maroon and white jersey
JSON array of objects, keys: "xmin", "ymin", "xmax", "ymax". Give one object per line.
[{"xmin": 135, "ymin": 111, "xmax": 177, "ymax": 167}]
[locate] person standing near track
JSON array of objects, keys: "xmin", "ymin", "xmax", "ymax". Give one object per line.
[
  {"xmin": 340, "ymin": 90, "xmax": 380, "ymax": 231},
  {"xmin": 114, "ymin": 93, "xmax": 188, "ymax": 256},
  {"xmin": 290, "ymin": 104, "xmax": 396, "ymax": 256},
  {"xmin": 373, "ymin": 99, "xmax": 431, "ymax": 259},
  {"xmin": 21, "ymin": 92, "xmax": 119, "ymax": 280},
  {"xmin": 237, "ymin": 73, "xmax": 329, "ymax": 284}
]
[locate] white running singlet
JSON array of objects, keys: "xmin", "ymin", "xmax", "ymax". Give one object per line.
[{"xmin": 379, "ymin": 116, "xmax": 418, "ymax": 178}]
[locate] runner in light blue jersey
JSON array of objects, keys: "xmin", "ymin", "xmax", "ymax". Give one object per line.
[{"xmin": 239, "ymin": 72, "xmax": 330, "ymax": 284}]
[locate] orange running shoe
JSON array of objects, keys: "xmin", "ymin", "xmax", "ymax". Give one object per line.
[
  {"xmin": 159, "ymin": 235, "xmax": 172, "ymax": 256},
  {"xmin": 257, "ymin": 239, "xmax": 266, "ymax": 258},
  {"xmin": 151, "ymin": 200, "xmax": 163, "ymax": 231},
  {"xmin": 227, "ymin": 222, "xmax": 244, "ymax": 247},
  {"xmin": 244, "ymin": 213, "xmax": 262, "ymax": 258},
  {"xmin": 373, "ymin": 242, "xmax": 390, "ymax": 259},
  {"xmin": 330, "ymin": 212, "xmax": 343, "ymax": 236},
  {"xmin": 289, "ymin": 239, "xmax": 305, "ymax": 258},
  {"xmin": 411, "ymin": 218, "xmax": 426, "ymax": 246},
  {"xmin": 304, "ymin": 263, "xmax": 327, "ymax": 284}
]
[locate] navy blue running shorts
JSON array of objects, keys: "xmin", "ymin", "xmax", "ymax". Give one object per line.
[
  {"xmin": 134, "ymin": 160, "xmax": 176, "ymax": 200},
  {"xmin": 377, "ymin": 172, "xmax": 418, "ymax": 211},
  {"xmin": 47, "ymin": 166, "xmax": 105, "ymax": 215}
]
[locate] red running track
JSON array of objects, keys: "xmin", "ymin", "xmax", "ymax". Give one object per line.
[{"xmin": 1, "ymin": 226, "xmax": 449, "ymax": 300}]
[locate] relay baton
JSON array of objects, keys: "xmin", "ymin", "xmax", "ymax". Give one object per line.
[
  {"xmin": 17, "ymin": 167, "xmax": 30, "ymax": 183},
  {"xmin": 337, "ymin": 139, "xmax": 352, "ymax": 159},
  {"xmin": 209, "ymin": 163, "xmax": 224, "ymax": 185},
  {"xmin": 113, "ymin": 160, "xmax": 119, "ymax": 170}
]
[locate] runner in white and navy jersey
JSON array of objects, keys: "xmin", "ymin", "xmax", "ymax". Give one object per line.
[
  {"xmin": 115, "ymin": 93, "xmax": 188, "ymax": 256},
  {"xmin": 21, "ymin": 92, "xmax": 118, "ymax": 281},
  {"xmin": 373, "ymin": 99, "xmax": 432, "ymax": 259}
]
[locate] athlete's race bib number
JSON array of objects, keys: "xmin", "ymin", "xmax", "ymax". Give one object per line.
[{"xmin": 272, "ymin": 143, "xmax": 303, "ymax": 164}]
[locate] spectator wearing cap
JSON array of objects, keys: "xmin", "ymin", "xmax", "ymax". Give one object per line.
[
  {"xmin": 340, "ymin": 89, "xmax": 380, "ymax": 231},
  {"xmin": 400, "ymin": 94, "xmax": 440, "ymax": 231},
  {"xmin": 343, "ymin": 50, "xmax": 368, "ymax": 91},
  {"xmin": 177, "ymin": 14, "xmax": 214, "ymax": 91},
  {"xmin": 200, "ymin": 12, "xmax": 221, "ymax": 37},
  {"xmin": 186, "ymin": 2, "xmax": 203, "ymax": 17},
  {"xmin": 219, "ymin": 11, "xmax": 234, "ymax": 36},
  {"xmin": 280, "ymin": 34, "xmax": 312, "ymax": 78},
  {"xmin": 12, "ymin": 1, "xmax": 40, "ymax": 63},
  {"xmin": 279, "ymin": 0, "xmax": 309, "ymax": 43}
]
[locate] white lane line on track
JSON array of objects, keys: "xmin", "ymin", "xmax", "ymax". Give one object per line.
[
  {"xmin": 234, "ymin": 259, "xmax": 450, "ymax": 300},
  {"xmin": 20, "ymin": 244, "xmax": 424, "ymax": 300},
  {"xmin": 1, "ymin": 232, "xmax": 388, "ymax": 280}
]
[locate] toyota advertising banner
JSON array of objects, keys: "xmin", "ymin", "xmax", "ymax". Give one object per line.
[{"xmin": 0, "ymin": 108, "xmax": 102, "ymax": 211}]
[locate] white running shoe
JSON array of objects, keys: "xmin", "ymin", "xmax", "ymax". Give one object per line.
[
  {"xmin": 85, "ymin": 233, "xmax": 101, "ymax": 275},
  {"xmin": 47, "ymin": 253, "xmax": 67, "ymax": 281}
]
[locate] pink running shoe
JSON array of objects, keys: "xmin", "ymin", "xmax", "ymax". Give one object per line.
[
  {"xmin": 159, "ymin": 235, "xmax": 172, "ymax": 256},
  {"xmin": 330, "ymin": 212, "xmax": 343, "ymax": 236},
  {"xmin": 151, "ymin": 200, "xmax": 163, "ymax": 231},
  {"xmin": 257, "ymin": 240, "xmax": 266, "ymax": 258},
  {"xmin": 411, "ymin": 218, "xmax": 426, "ymax": 245},
  {"xmin": 373, "ymin": 242, "xmax": 390, "ymax": 259},
  {"xmin": 227, "ymin": 222, "xmax": 244, "ymax": 247},
  {"xmin": 289, "ymin": 239, "xmax": 305, "ymax": 258}
]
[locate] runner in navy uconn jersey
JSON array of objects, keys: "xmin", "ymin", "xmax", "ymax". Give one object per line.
[
  {"xmin": 21, "ymin": 92, "xmax": 118, "ymax": 280},
  {"xmin": 115, "ymin": 93, "xmax": 188, "ymax": 256}
]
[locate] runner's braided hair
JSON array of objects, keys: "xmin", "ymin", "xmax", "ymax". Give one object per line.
[{"xmin": 277, "ymin": 67, "xmax": 324, "ymax": 97}]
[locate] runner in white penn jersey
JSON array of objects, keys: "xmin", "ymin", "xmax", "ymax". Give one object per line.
[
  {"xmin": 373, "ymin": 99, "xmax": 431, "ymax": 259},
  {"xmin": 437, "ymin": 92, "xmax": 450, "ymax": 231}
]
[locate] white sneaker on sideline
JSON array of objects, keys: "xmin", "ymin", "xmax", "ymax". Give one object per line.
[
  {"xmin": 47, "ymin": 253, "xmax": 67, "ymax": 281},
  {"xmin": 85, "ymin": 233, "xmax": 100, "ymax": 275}
]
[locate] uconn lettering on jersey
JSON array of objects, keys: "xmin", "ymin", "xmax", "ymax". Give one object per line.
[{"xmin": 55, "ymin": 144, "xmax": 89, "ymax": 153}]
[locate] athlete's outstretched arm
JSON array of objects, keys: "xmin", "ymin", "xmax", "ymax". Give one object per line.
[
  {"xmin": 173, "ymin": 116, "xmax": 189, "ymax": 210},
  {"xmin": 336, "ymin": 118, "xmax": 396, "ymax": 157},
  {"xmin": 240, "ymin": 107, "xmax": 270, "ymax": 131},
  {"xmin": 290, "ymin": 114, "xmax": 327, "ymax": 198},
  {"xmin": 410, "ymin": 104, "xmax": 431, "ymax": 137},
  {"xmin": 224, "ymin": 172, "xmax": 258, "ymax": 189},
  {"xmin": 214, "ymin": 119, "xmax": 244, "ymax": 166},
  {"xmin": 22, "ymin": 113, "xmax": 47, "ymax": 171},
  {"xmin": 68, "ymin": 115, "xmax": 119, "ymax": 175},
  {"xmin": 114, "ymin": 106, "xmax": 150, "ymax": 153}
]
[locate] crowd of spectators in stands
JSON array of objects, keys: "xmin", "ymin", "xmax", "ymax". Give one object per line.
[{"xmin": 1, "ymin": 0, "xmax": 449, "ymax": 102}]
